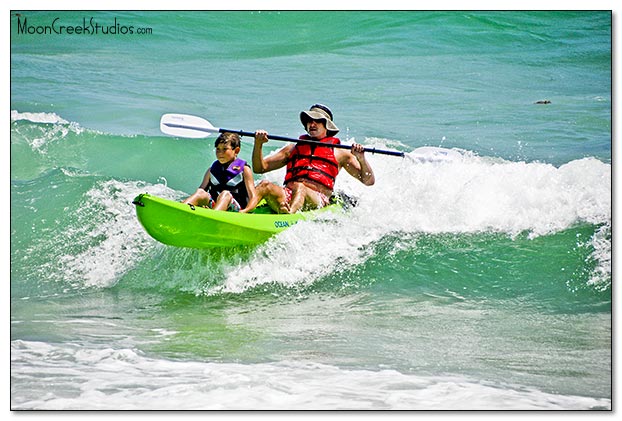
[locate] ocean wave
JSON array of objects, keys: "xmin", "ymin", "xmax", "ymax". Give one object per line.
[
  {"xmin": 10, "ymin": 340, "xmax": 610, "ymax": 410},
  {"xmin": 584, "ymin": 224, "xmax": 611, "ymax": 291},
  {"xmin": 56, "ymin": 179, "xmax": 182, "ymax": 289},
  {"xmin": 11, "ymin": 109, "xmax": 86, "ymax": 153},
  {"xmin": 10, "ymin": 172, "xmax": 181, "ymax": 291},
  {"xmin": 11, "ymin": 137, "xmax": 611, "ymax": 296},
  {"xmin": 210, "ymin": 147, "xmax": 611, "ymax": 294},
  {"xmin": 11, "ymin": 110, "xmax": 69, "ymax": 124}
]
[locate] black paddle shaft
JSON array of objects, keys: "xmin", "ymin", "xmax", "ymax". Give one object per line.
[{"xmin": 219, "ymin": 128, "xmax": 405, "ymax": 157}]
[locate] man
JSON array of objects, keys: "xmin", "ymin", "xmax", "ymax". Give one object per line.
[{"xmin": 251, "ymin": 104, "xmax": 375, "ymax": 214}]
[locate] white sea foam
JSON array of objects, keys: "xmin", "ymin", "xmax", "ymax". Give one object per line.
[
  {"xmin": 11, "ymin": 110, "xmax": 69, "ymax": 124},
  {"xmin": 10, "ymin": 340, "xmax": 610, "ymax": 410},
  {"xmin": 57, "ymin": 179, "xmax": 181, "ymax": 289},
  {"xmin": 11, "ymin": 109, "xmax": 85, "ymax": 151},
  {"xmin": 11, "ymin": 340, "xmax": 611, "ymax": 410},
  {"xmin": 216, "ymin": 146, "xmax": 611, "ymax": 294},
  {"xmin": 585, "ymin": 223, "xmax": 612, "ymax": 291},
  {"xmin": 47, "ymin": 146, "xmax": 609, "ymax": 294}
]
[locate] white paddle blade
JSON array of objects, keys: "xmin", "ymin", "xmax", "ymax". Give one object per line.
[
  {"xmin": 407, "ymin": 146, "xmax": 463, "ymax": 163},
  {"xmin": 160, "ymin": 113, "xmax": 219, "ymax": 138}
]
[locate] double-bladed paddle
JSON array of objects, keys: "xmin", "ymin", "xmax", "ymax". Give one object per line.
[{"xmin": 160, "ymin": 113, "xmax": 405, "ymax": 157}]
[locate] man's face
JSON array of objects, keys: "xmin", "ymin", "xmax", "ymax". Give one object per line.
[{"xmin": 306, "ymin": 119, "xmax": 328, "ymax": 139}]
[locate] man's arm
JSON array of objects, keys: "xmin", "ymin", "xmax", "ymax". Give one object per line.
[
  {"xmin": 339, "ymin": 144, "xmax": 375, "ymax": 186},
  {"xmin": 252, "ymin": 130, "xmax": 293, "ymax": 174}
]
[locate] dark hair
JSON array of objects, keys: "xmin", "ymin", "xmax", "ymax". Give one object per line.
[{"xmin": 215, "ymin": 132, "xmax": 241, "ymax": 149}]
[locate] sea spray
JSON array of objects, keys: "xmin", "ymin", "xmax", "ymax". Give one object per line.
[{"xmin": 209, "ymin": 143, "xmax": 611, "ymax": 295}]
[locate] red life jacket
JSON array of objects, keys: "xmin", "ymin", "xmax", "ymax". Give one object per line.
[{"xmin": 284, "ymin": 135, "xmax": 340, "ymax": 190}]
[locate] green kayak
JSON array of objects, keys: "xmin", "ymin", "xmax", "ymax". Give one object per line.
[{"xmin": 132, "ymin": 193, "xmax": 344, "ymax": 248}]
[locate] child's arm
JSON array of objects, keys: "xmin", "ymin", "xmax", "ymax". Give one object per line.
[
  {"xmin": 239, "ymin": 166, "xmax": 259, "ymax": 213},
  {"xmin": 182, "ymin": 169, "xmax": 212, "ymax": 205},
  {"xmin": 197, "ymin": 168, "xmax": 211, "ymax": 190}
]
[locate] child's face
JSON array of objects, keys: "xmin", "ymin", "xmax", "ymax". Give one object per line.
[{"xmin": 215, "ymin": 142, "xmax": 238, "ymax": 164}]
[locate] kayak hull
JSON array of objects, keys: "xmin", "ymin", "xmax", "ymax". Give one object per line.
[{"xmin": 132, "ymin": 193, "xmax": 340, "ymax": 248}]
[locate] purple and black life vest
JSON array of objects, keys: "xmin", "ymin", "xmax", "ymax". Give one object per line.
[{"xmin": 207, "ymin": 158, "xmax": 249, "ymax": 208}]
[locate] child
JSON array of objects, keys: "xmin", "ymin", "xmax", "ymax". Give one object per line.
[{"xmin": 182, "ymin": 132, "xmax": 257, "ymax": 213}]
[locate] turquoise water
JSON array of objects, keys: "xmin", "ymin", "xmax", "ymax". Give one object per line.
[{"xmin": 10, "ymin": 11, "xmax": 611, "ymax": 410}]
